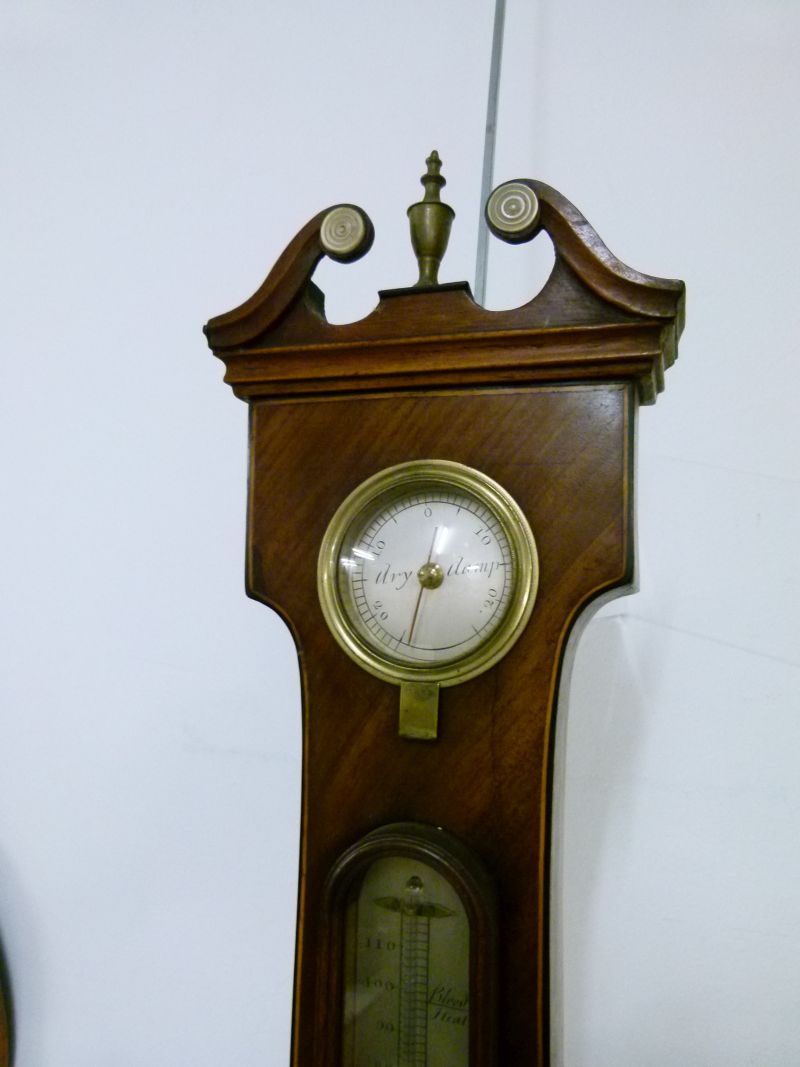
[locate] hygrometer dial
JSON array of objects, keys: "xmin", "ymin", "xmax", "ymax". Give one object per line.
[{"xmin": 318, "ymin": 461, "xmax": 538, "ymax": 687}]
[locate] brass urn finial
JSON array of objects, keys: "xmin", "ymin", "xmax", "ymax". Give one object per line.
[{"xmin": 407, "ymin": 150, "xmax": 455, "ymax": 287}]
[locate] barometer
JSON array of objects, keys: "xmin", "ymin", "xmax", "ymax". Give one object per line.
[
  {"xmin": 318, "ymin": 459, "xmax": 538, "ymax": 738},
  {"xmin": 204, "ymin": 153, "xmax": 684, "ymax": 1066}
]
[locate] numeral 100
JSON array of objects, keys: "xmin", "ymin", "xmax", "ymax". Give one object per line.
[{"xmin": 365, "ymin": 937, "xmax": 396, "ymax": 951}]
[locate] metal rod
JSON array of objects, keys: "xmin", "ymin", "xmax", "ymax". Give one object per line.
[{"xmin": 474, "ymin": 0, "xmax": 507, "ymax": 306}]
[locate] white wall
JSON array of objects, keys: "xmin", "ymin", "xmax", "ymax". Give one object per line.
[
  {"xmin": 0, "ymin": 4, "xmax": 493, "ymax": 1064},
  {"xmin": 1, "ymin": 2, "xmax": 798, "ymax": 1065},
  {"xmin": 492, "ymin": 1, "xmax": 800, "ymax": 1063}
]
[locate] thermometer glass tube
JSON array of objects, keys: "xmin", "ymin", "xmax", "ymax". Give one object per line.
[{"xmin": 343, "ymin": 856, "xmax": 469, "ymax": 1067}]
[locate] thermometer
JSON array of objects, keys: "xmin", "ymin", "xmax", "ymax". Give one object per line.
[{"xmin": 343, "ymin": 856, "xmax": 470, "ymax": 1067}]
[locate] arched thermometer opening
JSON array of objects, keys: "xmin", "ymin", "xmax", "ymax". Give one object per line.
[{"xmin": 344, "ymin": 857, "xmax": 470, "ymax": 1066}]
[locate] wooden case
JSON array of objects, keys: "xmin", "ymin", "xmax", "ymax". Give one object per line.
[{"xmin": 204, "ymin": 178, "xmax": 684, "ymax": 1066}]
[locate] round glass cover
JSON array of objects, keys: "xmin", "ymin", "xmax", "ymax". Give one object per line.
[{"xmin": 318, "ymin": 461, "xmax": 538, "ymax": 686}]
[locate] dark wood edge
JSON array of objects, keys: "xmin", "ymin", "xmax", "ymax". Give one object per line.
[
  {"xmin": 0, "ymin": 999, "xmax": 8, "ymax": 1067},
  {"xmin": 525, "ymin": 181, "xmax": 685, "ymax": 328},
  {"xmin": 315, "ymin": 822, "xmax": 498, "ymax": 1067},
  {"xmin": 534, "ymin": 384, "xmax": 637, "ymax": 1063},
  {"xmin": 223, "ymin": 322, "xmax": 673, "ymax": 405},
  {"xmin": 204, "ymin": 204, "xmax": 374, "ymax": 349},
  {"xmin": 204, "ymin": 182, "xmax": 684, "ymax": 354},
  {"xmin": 485, "ymin": 178, "xmax": 685, "ymax": 324},
  {"xmin": 0, "ymin": 939, "xmax": 11, "ymax": 1067}
]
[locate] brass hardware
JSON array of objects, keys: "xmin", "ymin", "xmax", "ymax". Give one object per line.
[
  {"xmin": 417, "ymin": 561, "xmax": 444, "ymax": 590},
  {"xmin": 399, "ymin": 681, "xmax": 440, "ymax": 740},
  {"xmin": 407, "ymin": 150, "xmax": 454, "ymax": 287},
  {"xmin": 317, "ymin": 459, "xmax": 538, "ymax": 690},
  {"xmin": 319, "ymin": 204, "xmax": 372, "ymax": 262},
  {"xmin": 485, "ymin": 180, "xmax": 540, "ymax": 243}
]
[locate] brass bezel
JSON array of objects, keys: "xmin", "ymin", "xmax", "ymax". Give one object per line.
[{"xmin": 317, "ymin": 460, "xmax": 538, "ymax": 687}]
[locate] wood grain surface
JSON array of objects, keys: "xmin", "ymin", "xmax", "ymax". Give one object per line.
[{"xmin": 248, "ymin": 383, "xmax": 633, "ymax": 1066}]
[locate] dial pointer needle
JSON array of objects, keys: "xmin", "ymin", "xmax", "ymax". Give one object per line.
[{"xmin": 408, "ymin": 526, "xmax": 438, "ymax": 644}]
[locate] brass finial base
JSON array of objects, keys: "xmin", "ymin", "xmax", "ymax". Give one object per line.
[{"xmin": 407, "ymin": 150, "xmax": 454, "ymax": 287}]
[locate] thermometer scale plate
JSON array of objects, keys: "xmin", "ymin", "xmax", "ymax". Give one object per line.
[
  {"xmin": 324, "ymin": 823, "xmax": 497, "ymax": 1067},
  {"xmin": 345, "ymin": 856, "xmax": 468, "ymax": 1067}
]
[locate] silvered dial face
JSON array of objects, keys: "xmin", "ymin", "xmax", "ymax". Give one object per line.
[
  {"xmin": 319, "ymin": 461, "xmax": 538, "ymax": 686},
  {"xmin": 339, "ymin": 487, "xmax": 512, "ymax": 667}
]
